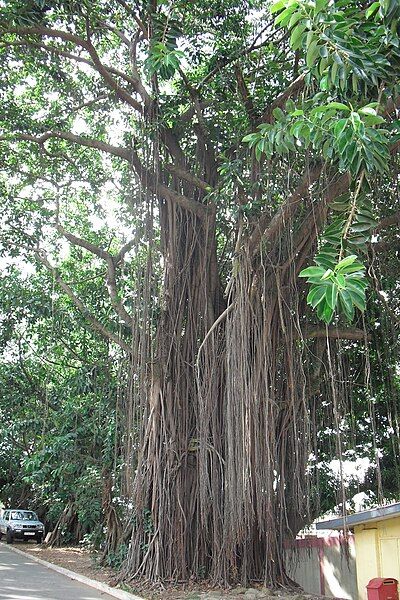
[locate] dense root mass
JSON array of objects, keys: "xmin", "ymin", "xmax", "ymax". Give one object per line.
[{"xmin": 123, "ymin": 205, "xmax": 330, "ymax": 585}]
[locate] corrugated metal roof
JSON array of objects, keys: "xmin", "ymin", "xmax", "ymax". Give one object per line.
[{"xmin": 316, "ymin": 502, "xmax": 400, "ymax": 530}]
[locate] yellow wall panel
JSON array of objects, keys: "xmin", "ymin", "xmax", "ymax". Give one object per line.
[
  {"xmin": 354, "ymin": 517, "xmax": 400, "ymax": 600},
  {"xmin": 354, "ymin": 527, "xmax": 379, "ymax": 600},
  {"xmin": 379, "ymin": 538, "xmax": 399, "ymax": 579}
]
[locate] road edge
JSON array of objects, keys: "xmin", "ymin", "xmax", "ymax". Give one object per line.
[{"xmin": 2, "ymin": 542, "xmax": 146, "ymax": 600}]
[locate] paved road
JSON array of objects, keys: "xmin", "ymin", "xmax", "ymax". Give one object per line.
[{"xmin": 0, "ymin": 543, "xmax": 116, "ymax": 600}]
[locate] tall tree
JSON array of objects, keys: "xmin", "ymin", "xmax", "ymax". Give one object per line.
[{"xmin": 1, "ymin": 0, "xmax": 400, "ymax": 586}]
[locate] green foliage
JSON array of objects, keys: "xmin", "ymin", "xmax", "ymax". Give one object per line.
[
  {"xmin": 271, "ymin": 0, "xmax": 400, "ymax": 90},
  {"xmin": 243, "ymin": 94, "xmax": 391, "ymax": 322},
  {"xmin": 243, "ymin": 99, "xmax": 392, "ymax": 175},
  {"xmin": 242, "ymin": 0, "xmax": 400, "ymax": 323},
  {"xmin": 299, "ymin": 254, "xmax": 367, "ymax": 323},
  {"xmin": 0, "ymin": 266, "xmax": 123, "ymax": 546},
  {"xmin": 145, "ymin": 42, "xmax": 185, "ymax": 80},
  {"xmin": 298, "ymin": 188, "xmax": 380, "ymax": 323},
  {"xmin": 105, "ymin": 543, "xmax": 128, "ymax": 570},
  {"xmin": 144, "ymin": 8, "xmax": 185, "ymax": 80}
]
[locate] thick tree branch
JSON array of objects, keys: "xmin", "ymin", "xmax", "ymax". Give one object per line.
[
  {"xmin": 114, "ymin": 0, "xmax": 148, "ymax": 38},
  {"xmin": 375, "ymin": 211, "xmax": 400, "ymax": 231},
  {"xmin": 250, "ymin": 120, "xmax": 400, "ymax": 258},
  {"xmin": 3, "ymin": 26, "xmax": 144, "ymax": 113},
  {"xmin": 234, "ymin": 64, "xmax": 256, "ymax": 124},
  {"xmin": 2, "ymin": 131, "xmax": 207, "ymax": 218},
  {"xmin": 259, "ymin": 75, "xmax": 305, "ymax": 124},
  {"xmin": 248, "ymin": 163, "xmax": 326, "ymax": 255},
  {"xmin": 104, "ymin": 256, "xmax": 134, "ymax": 327},
  {"xmin": 0, "ymin": 131, "xmax": 131, "ymax": 161},
  {"xmin": 99, "ymin": 21, "xmax": 131, "ymax": 46},
  {"xmin": 56, "ymin": 224, "xmax": 110, "ymax": 259},
  {"xmin": 67, "ymin": 94, "xmax": 109, "ymax": 115},
  {"xmin": 371, "ymin": 239, "xmax": 400, "ymax": 253},
  {"xmin": 302, "ymin": 327, "xmax": 371, "ymax": 341},
  {"xmin": 0, "ymin": 40, "xmax": 138, "ymax": 88},
  {"xmin": 116, "ymin": 239, "xmax": 136, "ymax": 263},
  {"xmin": 56, "ymin": 224, "xmax": 134, "ymax": 328},
  {"xmin": 198, "ymin": 22, "xmax": 280, "ymax": 88},
  {"xmin": 129, "ymin": 32, "xmax": 152, "ymax": 109},
  {"xmin": 130, "ymin": 149, "xmax": 209, "ymax": 218},
  {"xmin": 85, "ymin": 36, "xmax": 143, "ymax": 113},
  {"xmin": 165, "ymin": 164, "xmax": 213, "ymax": 192},
  {"xmin": 35, "ymin": 249, "xmax": 132, "ymax": 353}
]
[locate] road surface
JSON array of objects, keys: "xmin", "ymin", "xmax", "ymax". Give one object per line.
[{"xmin": 0, "ymin": 543, "xmax": 117, "ymax": 600}]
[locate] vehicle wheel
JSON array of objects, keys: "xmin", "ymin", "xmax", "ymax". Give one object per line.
[
  {"xmin": 35, "ymin": 535, "xmax": 42, "ymax": 544},
  {"xmin": 6, "ymin": 530, "xmax": 13, "ymax": 544}
]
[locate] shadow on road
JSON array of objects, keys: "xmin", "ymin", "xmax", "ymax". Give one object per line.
[{"xmin": 0, "ymin": 544, "xmax": 115, "ymax": 600}]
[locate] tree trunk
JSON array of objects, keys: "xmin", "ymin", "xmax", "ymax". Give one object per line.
[{"xmin": 123, "ymin": 198, "xmax": 314, "ymax": 585}]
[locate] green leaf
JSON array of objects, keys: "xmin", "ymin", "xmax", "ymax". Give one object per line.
[
  {"xmin": 307, "ymin": 285, "xmax": 327, "ymax": 307},
  {"xmin": 275, "ymin": 4, "xmax": 297, "ymax": 25},
  {"xmin": 321, "ymin": 268, "xmax": 333, "ymax": 280},
  {"xmin": 335, "ymin": 255, "xmax": 357, "ymax": 271},
  {"xmin": 331, "ymin": 202, "xmax": 350, "ymax": 212},
  {"xmin": 350, "ymin": 222, "xmax": 374, "ymax": 233},
  {"xmin": 346, "ymin": 276, "xmax": 368, "ymax": 292},
  {"xmin": 299, "ymin": 266, "xmax": 326, "ymax": 278},
  {"xmin": 325, "ymin": 282, "xmax": 339, "ymax": 309},
  {"xmin": 332, "ymin": 52, "xmax": 344, "ymax": 66},
  {"xmin": 330, "ymin": 62, "xmax": 339, "ymax": 85},
  {"xmin": 320, "ymin": 75, "xmax": 329, "ymax": 91},
  {"xmin": 290, "ymin": 23, "xmax": 307, "ymax": 50},
  {"xmin": 338, "ymin": 264, "xmax": 365, "ymax": 274},
  {"xmin": 288, "ymin": 11, "xmax": 304, "ymax": 28},
  {"xmin": 242, "ymin": 133, "xmax": 258, "ymax": 143},
  {"xmin": 339, "ymin": 289, "xmax": 355, "ymax": 321},
  {"xmin": 366, "ymin": 2, "xmax": 380, "ymax": 18},
  {"xmin": 306, "ymin": 39, "xmax": 319, "ymax": 69},
  {"xmin": 315, "ymin": 0, "xmax": 327, "ymax": 14},
  {"xmin": 316, "ymin": 253, "xmax": 338, "ymax": 270},
  {"xmin": 347, "ymin": 287, "xmax": 366, "ymax": 311},
  {"xmin": 334, "ymin": 118, "xmax": 349, "ymax": 137},
  {"xmin": 336, "ymin": 274, "xmax": 346, "ymax": 288},
  {"xmin": 362, "ymin": 115, "xmax": 386, "ymax": 126},
  {"xmin": 319, "ymin": 45, "xmax": 329, "ymax": 58},
  {"xmin": 322, "ymin": 302, "xmax": 334, "ymax": 323},
  {"xmin": 272, "ymin": 107, "xmax": 285, "ymax": 121},
  {"xmin": 271, "ymin": 0, "xmax": 289, "ymax": 14},
  {"xmin": 358, "ymin": 106, "xmax": 378, "ymax": 116},
  {"xmin": 326, "ymin": 102, "xmax": 350, "ymax": 111}
]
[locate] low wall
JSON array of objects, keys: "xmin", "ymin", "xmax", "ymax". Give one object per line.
[{"xmin": 286, "ymin": 536, "xmax": 357, "ymax": 600}]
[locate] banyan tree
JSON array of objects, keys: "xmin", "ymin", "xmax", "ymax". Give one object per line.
[{"xmin": 1, "ymin": 0, "xmax": 400, "ymax": 587}]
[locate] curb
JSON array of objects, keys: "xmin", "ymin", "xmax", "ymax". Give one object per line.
[{"xmin": 2, "ymin": 542, "xmax": 146, "ymax": 600}]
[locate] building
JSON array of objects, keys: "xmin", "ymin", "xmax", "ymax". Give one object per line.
[{"xmin": 317, "ymin": 502, "xmax": 400, "ymax": 600}]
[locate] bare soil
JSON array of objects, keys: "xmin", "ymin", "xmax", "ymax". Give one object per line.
[{"xmin": 129, "ymin": 583, "xmax": 322, "ymax": 600}]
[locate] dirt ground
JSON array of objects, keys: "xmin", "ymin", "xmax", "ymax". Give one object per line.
[
  {"xmin": 15, "ymin": 542, "xmax": 325, "ymax": 600},
  {"xmin": 129, "ymin": 584, "xmax": 323, "ymax": 600}
]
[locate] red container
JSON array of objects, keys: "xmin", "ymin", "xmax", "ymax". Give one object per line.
[{"xmin": 367, "ymin": 578, "xmax": 399, "ymax": 600}]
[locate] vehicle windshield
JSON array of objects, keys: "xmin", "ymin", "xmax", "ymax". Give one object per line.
[{"xmin": 10, "ymin": 511, "xmax": 38, "ymax": 521}]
